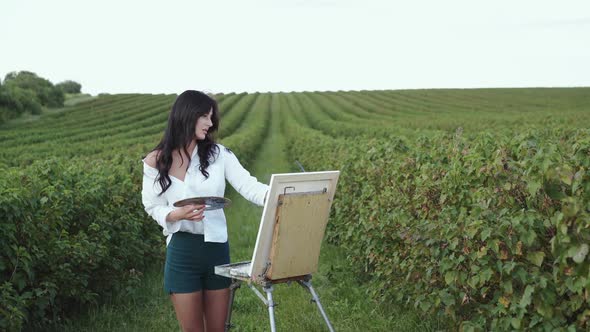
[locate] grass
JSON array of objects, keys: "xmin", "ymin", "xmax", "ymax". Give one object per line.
[
  {"xmin": 52, "ymin": 98, "xmax": 449, "ymax": 331},
  {"xmin": 64, "ymin": 93, "xmax": 95, "ymax": 106}
]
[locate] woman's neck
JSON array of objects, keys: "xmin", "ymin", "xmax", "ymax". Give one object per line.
[
  {"xmin": 176, "ymin": 140, "xmax": 197, "ymax": 159},
  {"xmin": 187, "ymin": 140, "xmax": 196, "ymax": 155}
]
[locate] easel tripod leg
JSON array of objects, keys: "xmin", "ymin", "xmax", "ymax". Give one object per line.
[
  {"xmin": 264, "ymin": 285, "xmax": 277, "ymax": 332},
  {"xmin": 225, "ymin": 279, "xmax": 241, "ymax": 332},
  {"xmin": 299, "ymin": 280, "xmax": 335, "ymax": 332}
]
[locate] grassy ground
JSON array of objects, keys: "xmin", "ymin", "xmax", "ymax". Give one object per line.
[
  {"xmin": 53, "ymin": 102, "xmax": 448, "ymax": 331},
  {"xmin": 64, "ymin": 93, "xmax": 95, "ymax": 106}
]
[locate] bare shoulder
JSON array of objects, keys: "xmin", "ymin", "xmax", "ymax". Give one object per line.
[{"xmin": 144, "ymin": 150, "xmax": 160, "ymax": 168}]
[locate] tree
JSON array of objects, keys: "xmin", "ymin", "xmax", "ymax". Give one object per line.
[
  {"xmin": 2, "ymin": 71, "xmax": 64, "ymax": 108},
  {"xmin": 56, "ymin": 80, "xmax": 82, "ymax": 94},
  {"xmin": 0, "ymin": 71, "xmax": 62, "ymax": 124}
]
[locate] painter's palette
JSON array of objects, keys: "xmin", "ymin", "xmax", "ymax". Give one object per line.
[{"xmin": 173, "ymin": 196, "xmax": 231, "ymax": 210}]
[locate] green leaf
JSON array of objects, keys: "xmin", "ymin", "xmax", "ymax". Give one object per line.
[
  {"xmin": 527, "ymin": 251, "xmax": 545, "ymax": 267},
  {"xmin": 501, "ymin": 280, "xmax": 513, "ymax": 294},
  {"xmin": 559, "ymin": 168, "xmax": 573, "ymax": 185},
  {"xmin": 445, "ymin": 271, "xmax": 456, "ymax": 285},
  {"xmin": 559, "ymin": 223, "xmax": 568, "ymax": 235},
  {"xmin": 573, "ymin": 244, "xmax": 589, "ymax": 263},
  {"xmin": 468, "ymin": 275, "xmax": 479, "ymax": 288},
  {"xmin": 536, "ymin": 302, "xmax": 554, "ymax": 318},
  {"xmin": 544, "ymin": 180, "xmax": 566, "ymax": 200},
  {"xmin": 510, "ymin": 317, "xmax": 521, "ymax": 329},
  {"xmin": 490, "ymin": 239, "xmax": 500, "ymax": 253},
  {"xmin": 522, "ymin": 229, "xmax": 537, "ymax": 246},
  {"xmin": 519, "ymin": 285, "xmax": 535, "ymax": 308},
  {"xmin": 480, "ymin": 228, "xmax": 491, "ymax": 241},
  {"xmin": 527, "ymin": 181, "xmax": 541, "ymax": 196},
  {"xmin": 440, "ymin": 290, "xmax": 455, "ymax": 306},
  {"xmin": 480, "ymin": 267, "xmax": 493, "ymax": 283},
  {"xmin": 515, "ymin": 267, "xmax": 528, "ymax": 283}
]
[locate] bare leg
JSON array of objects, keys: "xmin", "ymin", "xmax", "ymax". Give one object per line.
[
  {"xmin": 203, "ymin": 288, "xmax": 230, "ymax": 332},
  {"xmin": 170, "ymin": 291, "xmax": 204, "ymax": 332}
]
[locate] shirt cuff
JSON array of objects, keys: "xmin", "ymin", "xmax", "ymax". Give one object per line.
[{"xmin": 155, "ymin": 206, "xmax": 176, "ymax": 232}]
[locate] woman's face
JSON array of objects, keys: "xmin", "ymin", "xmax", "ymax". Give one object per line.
[{"xmin": 195, "ymin": 109, "xmax": 213, "ymax": 140}]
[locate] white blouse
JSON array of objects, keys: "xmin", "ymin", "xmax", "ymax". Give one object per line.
[{"xmin": 141, "ymin": 143, "xmax": 269, "ymax": 245}]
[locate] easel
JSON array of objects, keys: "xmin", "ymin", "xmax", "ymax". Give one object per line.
[{"xmin": 215, "ymin": 171, "xmax": 339, "ymax": 332}]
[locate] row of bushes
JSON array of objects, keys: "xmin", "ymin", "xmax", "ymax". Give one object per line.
[
  {"xmin": 0, "ymin": 156, "xmax": 162, "ymax": 331},
  {"xmin": 287, "ymin": 122, "xmax": 590, "ymax": 331},
  {"xmin": 0, "ymin": 71, "xmax": 81, "ymax": 124}
]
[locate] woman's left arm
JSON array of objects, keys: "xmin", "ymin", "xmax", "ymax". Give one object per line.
[{"xmin": 223, "ymin": 148, "xmax": 269, "ymax": 206}]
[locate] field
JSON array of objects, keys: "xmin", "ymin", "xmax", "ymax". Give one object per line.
[{"xmin": 1, "ymin": 88, "xmax": 589, "ymax": 331}]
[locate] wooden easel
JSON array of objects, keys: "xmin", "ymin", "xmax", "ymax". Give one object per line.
[{"xmin": 215, "ymin": 180, "xmax": 338, "ymax": 332}]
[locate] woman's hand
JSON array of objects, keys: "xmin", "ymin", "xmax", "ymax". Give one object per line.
[{"xmin": 166, "ymin": 204, "xmax": 206, "ymax": 222}]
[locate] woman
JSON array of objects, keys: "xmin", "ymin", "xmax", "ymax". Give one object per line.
[{"xmin": 141, "ymin": 90, "xmax": 269, "ymax": 332}]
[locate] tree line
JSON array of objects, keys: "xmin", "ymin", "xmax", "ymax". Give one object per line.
[{"xmin": 0, "ymin": 71, "xmax": 82, "ymax": 124}]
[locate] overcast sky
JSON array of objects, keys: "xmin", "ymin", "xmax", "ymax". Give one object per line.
[{"xmin": 1, "ymin": 0, "xmax": 589, "ymax": 95}]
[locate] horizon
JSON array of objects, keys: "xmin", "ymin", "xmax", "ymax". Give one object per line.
[
  {"xmin": 1, "ymin": 68, "xmax": 588, "ymax": 96},
  {"xmin": 84, "ymin": 85, "xmax": 590, "ymax": 96}
]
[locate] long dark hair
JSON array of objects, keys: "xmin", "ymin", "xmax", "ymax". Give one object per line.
[{"xmin": 147, "ymin": 90, "xmax": 220, "ymax": 196}]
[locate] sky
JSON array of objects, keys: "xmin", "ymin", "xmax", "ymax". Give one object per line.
[{"xmin": 1, "ymin": 0, "xmax": 589, "ymax": 95}]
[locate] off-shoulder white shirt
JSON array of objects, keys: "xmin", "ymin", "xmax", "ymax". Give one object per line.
[{"xmin": 141, "ymin": 144, "xmax": 269, "ymax": 245}]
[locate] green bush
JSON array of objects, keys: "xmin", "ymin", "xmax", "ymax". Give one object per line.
[
  {"xmin": 0, "ymin": 85, "xmax": 43, "ymax": 124},
  {"xmin": 287, "ymin": 125, "xmax": 590, "ymax": 331},
  {"xmin": 0, "ymin": 156, "xmax": 162, "ymax": 330},
  {"xmin": 1, "ymin": 85, "xmax": 43, "ymax": 114}
]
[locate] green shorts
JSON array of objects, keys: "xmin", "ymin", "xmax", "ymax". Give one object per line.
[{"xmin": 164, "ymin": 232, "xmax": 231, "ymax": 294}]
